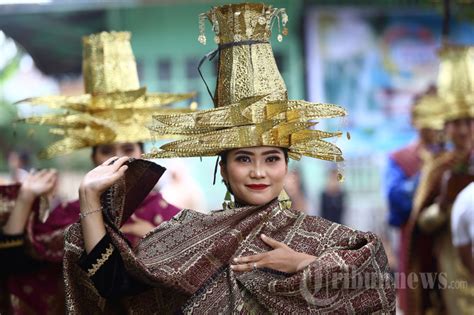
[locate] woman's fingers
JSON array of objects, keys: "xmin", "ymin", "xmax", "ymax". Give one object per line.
[
  {"xmin": 232, "ymin": 250, "xmax": 268, "ymax": 272},
  {"xmin": 120, "ymin": 223, "xmax": 135, "ymax": 234},
  {"xmin": 117, "ymin": 164, "xmax": 129, "ymax": 174},
  {"xmin": 109, "ymin": 156, "xmax": 130, "ymax": 172},
  {"xmin": 91, "ymin": 164, "xmax": 128, "ymax": 192},
  {"xmin": 32, "ymin": 169, "xmax": 47, "ymax": 179},
  {"xmin": 108, "ymin": 164, "xmax": 128, "ymax": 183},
  {"xmin": 102, "ymin": 156, "xmax": 119, "ymax": 166},
  {"xmin": 233, "ymin": 252, "xmax": 265, "ymax": 264},
  {"xmin": 230, "ymin": 262, "xmax": 257, "ymax": 272},
  {"xmin": 261, "ymin": 234, "xmax": 285, "ymax": 249},
  {"xmin": 44, "ymin": 169, "xmax": 58, "ymax": 181},
  {"xmin": 231, "ymin": 234, "xmax": 286, "ymax": 273}
]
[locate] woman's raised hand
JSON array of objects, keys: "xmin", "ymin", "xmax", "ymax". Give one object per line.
[
  {"xmin": 231, "ymin": 234, "xmax": 316, "ymax": 274},
  {"xmin": 79, "ymin": 156, "xmax": 129, "ymax": 198},
  {"xmin": 20, "ymin": 169, "xmax": 58, "ymax": 199},
  {"xmin": 3, "ymin": 169, "xmax": 58, "ymax": 235},
  {"xmin": 79, "ymin": 157, "xmax": 129, "ymax": 253}
]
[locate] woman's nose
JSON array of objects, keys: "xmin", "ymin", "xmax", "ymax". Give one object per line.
[{"xmin": 250, "ymin": 164, "xmax": 265, "ymax": 178}]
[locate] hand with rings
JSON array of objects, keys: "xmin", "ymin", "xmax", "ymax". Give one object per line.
[
  {"xmin": 79, "ymin": 156, "xmax": 130, "ymax": 199},
  {"xmin": 230, "ymin": 234, "xmax": 316, "ymax": 274}
]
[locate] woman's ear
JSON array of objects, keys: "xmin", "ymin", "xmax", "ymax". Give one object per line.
[{"xmin": 219, "ymin": 161, "xmax": 227, "ymax": 183}]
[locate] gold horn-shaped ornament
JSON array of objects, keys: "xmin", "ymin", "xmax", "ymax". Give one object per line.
[
  {"xmin": 145, "ymin": 3, "xmax": 347, "ymax": 162},
  {"xmin": 17, "ymin": 31, "xmax": 196, "ymax": 159}
]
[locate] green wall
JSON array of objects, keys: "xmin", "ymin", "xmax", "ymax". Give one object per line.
[{"xmin": 106, "ymin": 0, "xmax": 305, "ymax": 108}]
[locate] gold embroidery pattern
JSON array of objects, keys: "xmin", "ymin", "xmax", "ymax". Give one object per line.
[
  {"xmin": 0, "ymin": 237, "xmax": 24, "ymax": 249},
  {"xmin": 0, "ymin": 198, "xmax": 15, "ymax": 215},
  {"xmin": 87, "ymin": 244, "xmax": 114, "ymax": 277}
]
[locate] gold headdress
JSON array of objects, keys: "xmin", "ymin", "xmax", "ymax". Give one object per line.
[
  {"xmin": 145, "ymin": 3, "xmax": 347, "ymax": 161},
  {"xmin": 18, "ymin": 31, "xmax": 195, "ymax": 159},
  {"xmin": 437, "ymin": 44, "xmax": 474, "ymax": 123},
  {"xmin": 411, "ymin": 90, "xmax": 445, "ymax": 130}
]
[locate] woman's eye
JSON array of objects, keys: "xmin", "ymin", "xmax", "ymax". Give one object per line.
[
  {"xmin": 266, "ymin": 156, "xmax": 281, "ymax": 163},
  {"xmin": 99, "ymin": 148, "xmax": 113, "ymax": 155},
  {"xmin": 236, "ymin": 156, "xmax": 251, "ymax": 163}
]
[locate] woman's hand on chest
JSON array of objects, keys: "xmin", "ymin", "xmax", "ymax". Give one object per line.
[{"xmin": 230, "ymin": 234, "xmax": 316, "ymax": 274}]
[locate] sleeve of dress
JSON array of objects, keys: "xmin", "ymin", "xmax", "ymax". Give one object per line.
[
  {"xmin": 77, "ymin": 233, "xmax": 149, "ymax": 299},
  {"xmin": 385, "ymin": 158, "xmax": 418, "ymax": 227},
  {"xmin": 0, "ymin": 232, "xmax": 42, "ymax": 274}
]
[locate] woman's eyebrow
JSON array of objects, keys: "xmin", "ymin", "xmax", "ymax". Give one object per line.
[
  {"xmin": 262, "ymin": 150, "xmax": 283, "ymax": 155},
  {"xmin": 233, "ymin": 150, "xmax": 254, "ymax": 155},
  {"xmin": 100, "ymin": 145, "xmax": 114, "ymax": 150}
]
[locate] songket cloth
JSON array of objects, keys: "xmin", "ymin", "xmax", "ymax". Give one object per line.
[{"xmin": 63, "ymin": 159, "xmax": 396, "ymax": 314}]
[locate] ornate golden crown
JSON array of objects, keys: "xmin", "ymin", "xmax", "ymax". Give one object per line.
[
  {"xmin": 18, "ymin": 31, "xmax": 196, "ymax": 159},
  {"xmin": 145, "ymin": 3, "xmax": 347, "ymax": 162},
  {"xmin": 437, "ymin": 44, "xmax": 474, "ymax": 122}
]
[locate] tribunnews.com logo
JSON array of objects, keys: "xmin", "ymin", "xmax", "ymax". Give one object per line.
[
  {"xmin": 299, "ymin": 267, "xmax": 469, "ymax": 306},
  {"xmin": 393, "ymin": 272, "xmax": 468, "ymax": 290}
]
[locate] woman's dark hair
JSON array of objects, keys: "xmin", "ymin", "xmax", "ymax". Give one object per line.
[
  {"xmin": 91, "ymin": 142, "xmax": 144, "ymax": 156},
  {"xmin": 219, "ymin": 147, "xmax": 289, "ymax": 165}
]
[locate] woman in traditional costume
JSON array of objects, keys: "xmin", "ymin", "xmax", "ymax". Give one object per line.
[
  {"xmin": 0, "ymin": 31, "xmax": 194, "ymax": 314},
  {"xmin": 64, "ymin": 4, "xmax": 395, "ymax": 314},
  {"xmin": 406, "ymin": 44, "xmax": 474, "ymax": 315}
]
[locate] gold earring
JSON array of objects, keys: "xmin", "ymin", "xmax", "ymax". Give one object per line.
[
  {"xmin": 222, "ymin": 182, "xmax": 235, "ymax": 210},
  {"xmin": 278, "ymin": 189, "xmax": 291, "ymax": 210}
]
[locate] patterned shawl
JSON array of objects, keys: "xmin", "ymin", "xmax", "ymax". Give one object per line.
[{"xmin": 63, "ymin": 159, "xmax": 395, "ymax": 314}]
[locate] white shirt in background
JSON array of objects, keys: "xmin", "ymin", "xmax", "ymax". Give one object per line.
[{"xmin": 451, "ymin": 183, "xmax": 474, "ymax": 254}]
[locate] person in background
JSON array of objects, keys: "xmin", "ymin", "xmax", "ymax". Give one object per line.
[
  {"xmin": 384, "ymin": 86, "xmax": 445, "ymax": 313},
  {"xmin": 407, "ymin": 44, "xmax": 474, "ymax": 315},
  {"xmin": 320, "ymin": 168, "xmax": 346, "ymax": 224},
  {"xmin": 0, "ymin": 31, "xmax": 194, "ymax": 315},
  {"xmin": 284, "ymin": 166, "xmax": 308, "ymax": 213}
]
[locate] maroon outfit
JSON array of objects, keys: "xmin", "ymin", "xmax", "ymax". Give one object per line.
[{"xmin": 0, "ymin": 183, "xmax": 179, "ymax": 315}]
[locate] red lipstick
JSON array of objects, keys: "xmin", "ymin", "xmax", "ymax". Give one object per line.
[{"xmin": 246, "ymin": 184, "xmax": 269, "ymax": 190}]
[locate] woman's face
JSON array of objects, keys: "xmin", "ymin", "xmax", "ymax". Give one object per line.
[
  {"xmin": 220, "ymin": 147, "xmax": 288, "ymax": 206},
  {"xmin": 92, "ymin": 142, "xmax": 143, "ymax": 166},
  {"xmin": 445, "ymin": 118, "xmax": 473, "ymax": 151}
]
